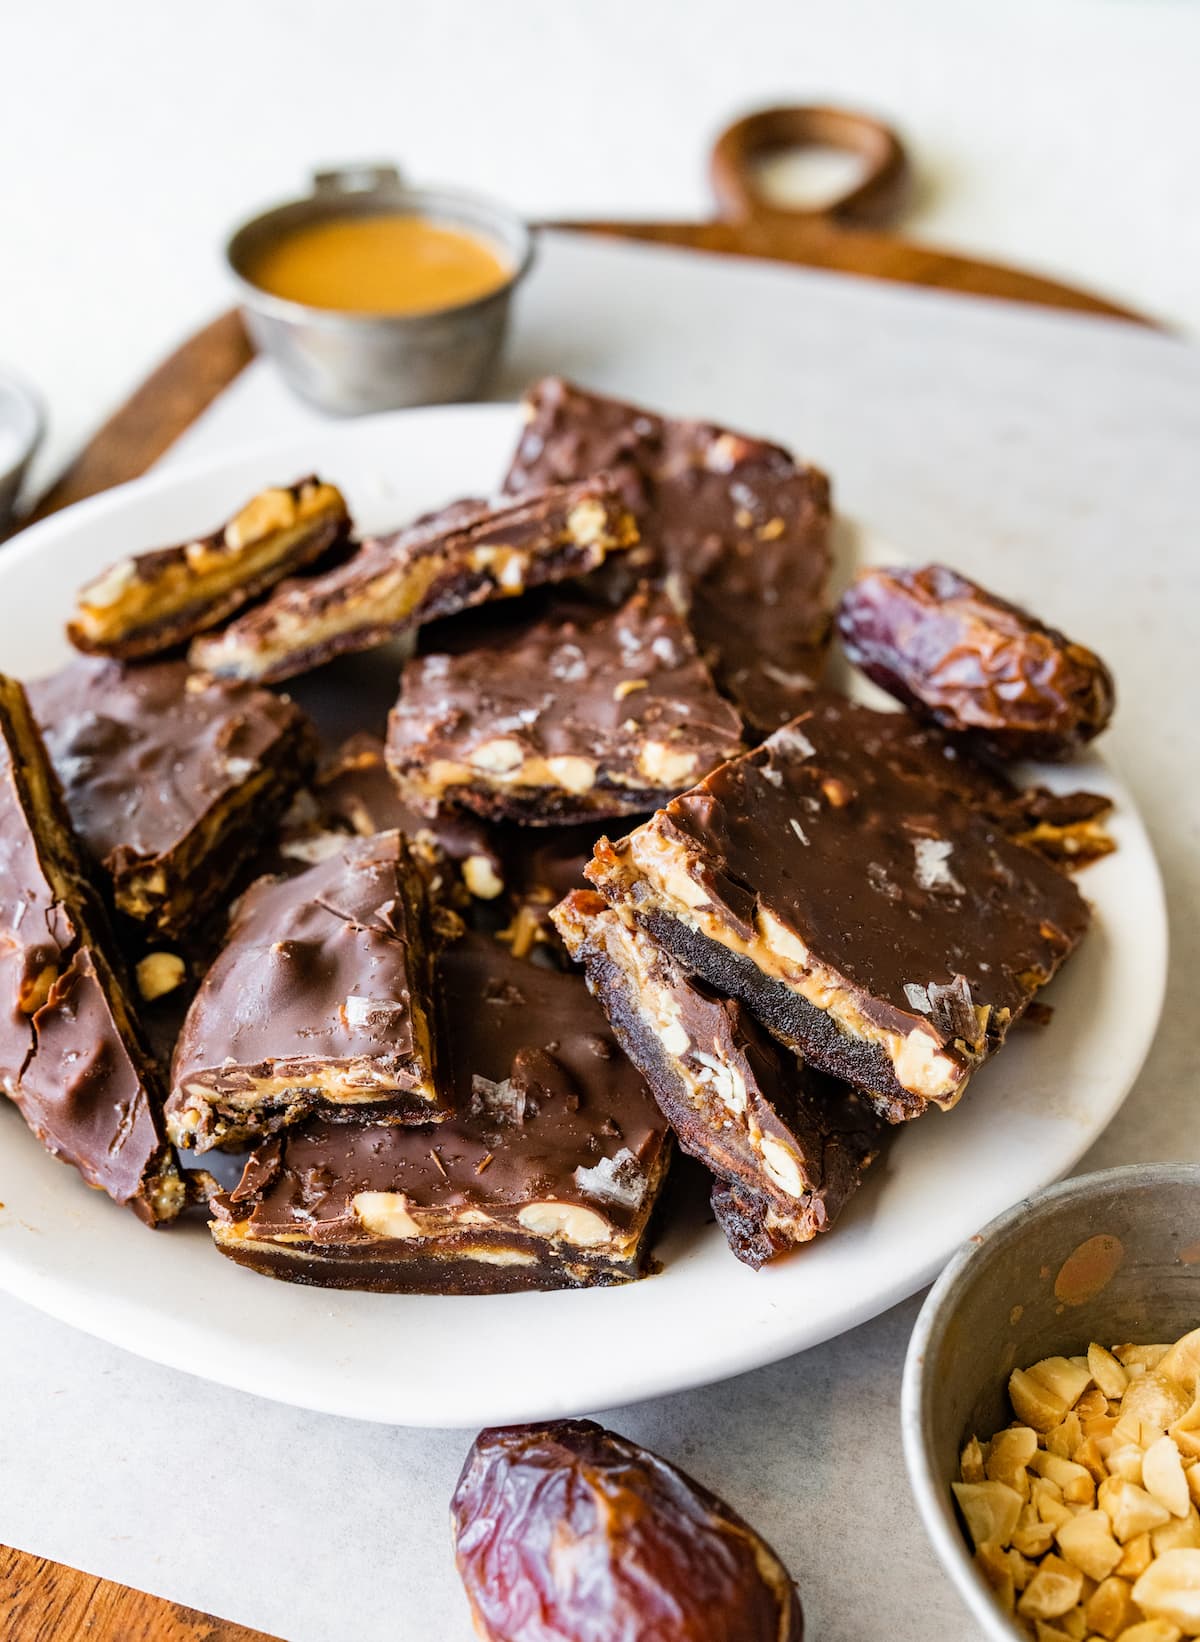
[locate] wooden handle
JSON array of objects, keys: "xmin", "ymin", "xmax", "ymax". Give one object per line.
[{"xmin": 710, "ymin": 105, "xmax": 911, "ymax": 229}]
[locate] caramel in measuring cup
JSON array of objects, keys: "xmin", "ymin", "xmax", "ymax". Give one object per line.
[{"xmin": 245, "ymin": 214, "xmax": 512, "ymax": 316}]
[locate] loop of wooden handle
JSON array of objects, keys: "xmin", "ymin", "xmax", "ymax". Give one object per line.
[{"xmin": 710, "ymin": 105, "xmax": 912, "ymax": 229}]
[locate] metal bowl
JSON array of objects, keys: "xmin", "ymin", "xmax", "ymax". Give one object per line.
[
  {"xmin": 225, "ymin": 165, "xmax": 535, "ymax": 416},
  {"xmin": 901, "ymin": 1162, "xmax": 1200, "ymax": 1641},
  {"xmin": 0, "ymin": 368, "xmax": 44, "ymax": 533}
]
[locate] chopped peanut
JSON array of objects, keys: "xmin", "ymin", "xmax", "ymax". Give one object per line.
[
  {"xmin": 1171, "ymin": 1405, "xmax": 1200, "ymax": 1464},
  {"xmin": 1085, "ymin": 1574, "xmax": 1137, "ymax": 1639},
  {"xmin": 1123, "ymin": 1377, "xmax": 1192, "ymax": 1434},
  {"xmin": 1152, "ymin": 1509, "xmax": 1200, "ymax": 1557},
  {"xmin": 1091, "ymin": 1345, "xmax": 1132, "ymax": 1401},
  {"xmin": 1115, "ymin": 1533, "xmax": 1154, "ymax": 1581},
  {"xmin": 961, "ymin": 1435, "xmax": 987, "ymax": 1483},
  {"xmin": 958, "ymin": 1328, "xmax": 1200, "ymax": 1638},
  {"xmin": 1131, "ymin": 1547, "xmax": 1200, "ymax": 1632},
  {"xmin": 1158, "ymin": 1334, "xmax": 1200, "ymax": 1395},
  {"xmin": 1056, "ymin": 1511, "xmax": 1124, "ymax": 1581},
  {"xmin": 1143, "ymin": 1438, "xmax": 1192, "ymax": 1520},
  {"xmin": 1019, "ymin": 1554, "xmax": 1085, "ymax": 1620},
  {"xmin": 1117, "ymin": 1347, "xmax": 1172, "ymax": 1372},
  {"xmin": 954, "ymin": 1479, "xmax": 1024, "ymax": 1548}
]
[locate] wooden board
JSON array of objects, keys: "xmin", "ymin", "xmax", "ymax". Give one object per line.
[
  {"xmin": 0, "ymin": 1546, "xmax": 280, "ymax": 1642},
  {"xmin": 0, "ymin": 104, "xmax": 1158, "ymax": 1640}
]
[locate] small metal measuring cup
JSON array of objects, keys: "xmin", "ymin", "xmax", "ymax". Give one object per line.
[{"xmin": 225, "ymin": 165, "xmax": 534, "ymax": 416}]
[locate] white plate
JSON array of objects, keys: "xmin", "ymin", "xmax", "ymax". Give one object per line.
[{"xmin": 0, "ymin": 404, "xmax": 1166, "ymax": 1428}]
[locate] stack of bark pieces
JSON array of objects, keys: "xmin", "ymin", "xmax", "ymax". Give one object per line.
[{"xmin": 0, "ymin": 378, "xmax": 1113, "ymax": 1289}]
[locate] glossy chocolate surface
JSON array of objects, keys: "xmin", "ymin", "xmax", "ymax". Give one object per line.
[
  {"xmin": 388, "ymin": 587, "xmax": 743, "ymax": 823},
  {"xmin": 30, "ymin": 656, "xmax": 316, "ymax": 934},
  {"xmin": 588, "ymin": 695, "xmax": 1090, "ymax": 1112},
  {"xmin": 0, "ymin": 675, "xmax": 180, "ymax": 1223},
  {"xmin": 505, "ymin": 376, "xmax": 832, "ymax": 730},
  {"xmin": 170, "ymin": 832, "xmax": 439, "ymax": 1144},
  {"xmin": 211, "ymin": 932, "xmax": 670, "ymax": 1283}
]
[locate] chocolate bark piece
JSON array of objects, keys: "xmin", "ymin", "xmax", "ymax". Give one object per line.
[
  {"xmin": 208, "ymin": 932, "xmax": 671, "ymax": 1292},
  {"xmin": 586, "ymin": 695, "xmax": 1090, "ymax": 1121},
  {"xmin": 837, "ymin": 564, "xmax": 1116, "ymax": 761},
  {"xmin": 0, "ymin": 675, "xmax": 182, "ymax": 1224},
  {"xmin": 189, "ymin": 476, "xmax": 639, "ymax": 684},
  {"xmin": 30, "ymin": 657, "xmax": 317, "ymax": 938},
  {"xmin": 553, "ymin": 891, "xmax": 884, "ymax": 1266},
  {"xmin": 504, "ymin": 376, "xmax": 833, "ymax": 732},
  {"xmin": 168, "ymin": 832, "xmax": 441, "ymax": 1151},
  {"xmin": 68, "ymin": 478, "xmax": 349, "ymax": 659},
  {"xmin": 387, "ymin": 588, "xmax": 744, "ymax": 825}
]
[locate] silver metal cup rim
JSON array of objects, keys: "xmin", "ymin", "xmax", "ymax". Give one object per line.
[
  {"xmin": 223, "ymin": 176, "xmax": 536, "ymax": 332},
  {"xmin": 900, "ymin": 1160, "xmax": 1200, "ymax": 1641},
  {"xmin": 0, "ymin": 365, "xmax": 45, "ymax": 519}
]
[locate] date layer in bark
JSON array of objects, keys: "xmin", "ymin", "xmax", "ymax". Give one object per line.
[
  {"xmin": 189, "ymin": 476, "xmax": 638, "ymax": 684},
  {"xmin": 586, "ymin": 695, "xmax": 1090, "ymax": 1120},
  {"xmin": 554, "ymin": 891, "xmax": 885, "ymax": 1266},
  {"xmin": 168, "ymin": 832, "xmax": 440, "ymax": 1151},
  {"xmin": 68, "ymin": 478, "xmax": 349, "ymax": 659},
  {"xmin": 504, "ymin": 376, "xmax": 833, "ymax": 732},
  {"xmin": 30, "ymin": 657, "xmax": 317, "ymax": 938},
  {"xmin": 837, "ymin": 564, "xmax": 1116, "ymax": 761},
  {"xmin": 209, "ymin": 933, "xmax": 671, "ymax": 1292},
  {"xmin": 387, "ymin": 588, "xmax": 744, "ymax": 824},
  {"xmin": 0, "ymin": 675, "xmax": 183, "ymax": 1225}
]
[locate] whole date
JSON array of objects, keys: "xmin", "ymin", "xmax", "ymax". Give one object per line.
[
  {"xmin": 837, "ymin": 564, "xmax": 1114, "ymax": 761},
  {"xmin": 451, "ymin": 1419, "xmax": 803, "ymax": 1641}
]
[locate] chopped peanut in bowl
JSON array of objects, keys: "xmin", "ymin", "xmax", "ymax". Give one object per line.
[{"xmin": 954, "ymin": 1328, "xmax": 1200, "ymax": 1639}]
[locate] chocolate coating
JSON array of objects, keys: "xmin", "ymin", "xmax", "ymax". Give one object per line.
[
  {"xmin": 837, "ymin": 564, "xmax": 1115, "ymax": 760},
  {"xmin": 387, "ymin": 587, "xmax": 744, "ymax": 824},
  {"xmin": 190, "ymin": 476, "xmax": 639, "ymax": 684},
  {"xmin": 807, "ymin": 697, "xmax": 1114, "ymax": 868},
  {"xmin": 554, "ymin": 891, "xmax": 885, "ymax": 1266},
  {"xmin": 452, "ymin": 1420, "xmax": 804, "ymax": 1642},
  {"xmin": 169, "ymin": 832, "xmax": 440, "ymax": 1150},
  {"xmin": 505, "ymin": 376, "xmax": 833, "ymax": 731},
  {"xmin": 0, "ymin": 675, "xmax": 181, "ymax": 1224},
  {"xmin": 30, "ymin": 656, "xmax": 317, "ymax": 936},
  {"xmin": 209, "ymin": 933, "xmax": 671, "ymax": 1292},
  {"xmin": 67, "ymin": 477, "xmax": 350, "ymax": 658},
  {"xmin": 587, "ymin": 695, "xmax": 1090, "ymax": 1118}
]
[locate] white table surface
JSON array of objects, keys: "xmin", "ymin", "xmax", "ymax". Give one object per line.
[
  {"xmin": 0, "ymin": 228, "xmax": 1197, "ymax": 1640},
  {"xmin": 2, "ymin": 0, "xmax": 1200, "ymax": 495}
]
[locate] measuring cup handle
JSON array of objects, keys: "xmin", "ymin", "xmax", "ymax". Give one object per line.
[
  {"xmin": 312, "ymin": 163, "xmax": 405, "ymax": 197},
  {"xmin": 710, "ymin": 105, "xmax": 912, "ymax": 229}
]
